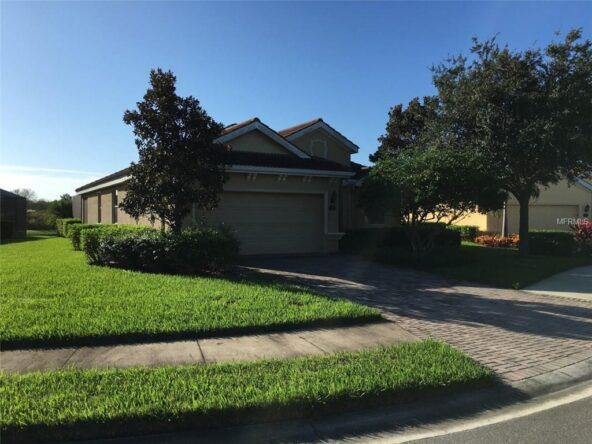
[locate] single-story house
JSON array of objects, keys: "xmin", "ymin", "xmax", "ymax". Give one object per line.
[
  {"xmin": 74, "ymin": 118, "xmax": 386, "ymax": 255},
  {"xmin": 0, "ymin": 189, "xmax": 27, "ymax": 240},
  {"xmin": 454, "ymin": 177, "xmax": 592, "ymax": 234}
]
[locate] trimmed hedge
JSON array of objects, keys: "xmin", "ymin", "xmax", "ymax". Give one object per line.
[
  {"xmin": 447, "ymin": 225, "xmax": 479, "ymax": 241},
  {"xmin": 56, "ymin": 218, "xmax": 82, "ymax": 237},
  {"xmin": 66, "ymin": 223, "xmax": 101, "ymax": 250},
  {"xmin": 83, "ymin": 226, "xmax": 239, "ymax": 274},
  {"xmin": 81, "ymin": 225, "xmax": 158, "ymax": 263},
  {"xmin": 529, "ymin": 230, "xmax": 577, "ymax": 256}
]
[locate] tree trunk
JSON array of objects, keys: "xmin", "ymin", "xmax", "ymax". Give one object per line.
[{"xmin": 518, "ymin": 195, "xmax": 530, "ymax": 256}]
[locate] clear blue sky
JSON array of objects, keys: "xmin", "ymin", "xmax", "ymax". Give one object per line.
[{"xmin": 1, "ymin": 1, "xmax": 591, "ymax": 199}]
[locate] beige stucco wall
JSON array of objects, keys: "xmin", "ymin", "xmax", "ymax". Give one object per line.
[
  {"xmin": 452, "ymin": 179, "xmax": 592, "ymax": 234},
  {"xmin": 228, "ymin": 130, "xmax": 289, "ymax": 155},
  {"xmin": 81, "ymin": 188, "xmax": 157, "ymax": 227},
  {"xmin": 507, "ymin": 179, "xmax": 591, "ymax": 206},
  {"xmin": 290, "ymin": 128, "xmax": 351, "ymax": 166},
  {"xmin": 99, "ymin": 190, "xmax": 112, "ymax": 225},
  {"xmin": 451, "ymin": 211, "xmax": 490, "ymax": 232},
  {"xmin": 85, "ymin": 195, "xmax": 98, "ymax": 224}
]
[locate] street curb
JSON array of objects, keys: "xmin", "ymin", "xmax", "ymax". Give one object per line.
[{"xmin": 69, "ymin": 357, "xmax": 592, "ymax": 444}]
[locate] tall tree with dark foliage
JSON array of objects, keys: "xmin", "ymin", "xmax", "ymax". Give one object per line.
[
  {"xmin": 121, "ymin": 69, "xmax": 227, "ymax": 232},
  {"xmin": 433, "ymin": 29, "xmax": 592, "ymax": 255}
]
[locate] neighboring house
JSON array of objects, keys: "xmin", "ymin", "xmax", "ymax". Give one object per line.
[
  {"xmin": 455, "ymin": 178, "xmax": 592, "ymax": 234},
  {"xmin": 0, "ymin": 189, "xmax": 27, "ymax": 240},
  {"xmin": 74, "ymin": 118, "xmax": 386, "ymax": 255}
]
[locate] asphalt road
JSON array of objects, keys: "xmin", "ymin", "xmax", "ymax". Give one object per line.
[{"xmin": 416, "ymin": 394, "xmax": 592, "ymax": 444}]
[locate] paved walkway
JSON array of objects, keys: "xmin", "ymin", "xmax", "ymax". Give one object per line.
[
  {"xmin": 242, "ymin": 255, "xmax": 592, "ymax": 382},
  {"xmin": 524, "ymin": 265, "xmax": 592, "ymax": 301},
  {"xmin": 0, "ymin": 322, "xmax": 414, "ymax": 373}
]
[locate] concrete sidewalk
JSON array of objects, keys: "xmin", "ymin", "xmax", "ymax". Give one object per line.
[
  {"xmin": 0, "ymin": 321, "xmax": 416, "ymax": 373},
  {"xmin": 524, "ymin": 265, "xmax": 592, "ymax": 301}
]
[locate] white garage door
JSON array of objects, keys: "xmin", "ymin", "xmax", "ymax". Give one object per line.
[
  {"xmin": 507, "ymin": 205, "xmax": 579, "ymax": 233},
  {"xmin": 206, "ymin": 192, "xmax": 325, "ymax": 255}
]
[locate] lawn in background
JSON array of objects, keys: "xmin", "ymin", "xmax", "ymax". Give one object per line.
[
  {"xmin": 0, "ymin": 340, "xmax": 493, "ymax": 442},
  {"xmin": 432, "ymin": 242, "xmax": 592, "ymax": 289},
  {"xmin": 0, "ymin": 233, "xmax": 378, "ymax": 348}
]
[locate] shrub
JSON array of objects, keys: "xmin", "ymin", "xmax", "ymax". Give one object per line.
[
  {"xmin": 529, "ymin": 230, "xmax": 577, "ymax": 256},
  {"xmin": 474, "ymin": 234, "xmax": 519, "ymax": 248},
  {"xmin": 81, "ymin": 225, "xmax": 157, "ymax": 263},
  {"xmin": 447, "ymin": 225, "xmax": 480, "ymax": 241},
  {"xmin": 570, "ymin": 220, "xmax": 592, "ymax": 256},
  {"xmin": 27, "ymin": 210, "xmax": 56, "ymax": 230},
  {"xmin": 56, "ymin": 218, "xmax": 82, "ymax": 237},
  {"xmin": 67, "ymin": 223, "xmax": 100, "ymax": 250},
  {"xmin": 85, "ymin": 226, "xmax": 239, "ymax": 274}
]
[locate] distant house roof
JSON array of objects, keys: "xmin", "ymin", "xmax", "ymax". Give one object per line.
[{"xmin": 0, "ymin": 189, "xmax": 27, "ymax": 200}]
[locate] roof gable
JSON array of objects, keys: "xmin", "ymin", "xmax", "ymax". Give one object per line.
[
  {"xmin": 279, "ymin": 119, "xmax": 359, "ymax": 153},
  {"xmin": 216, "ymin": 118, "xmax": 310, "ymax": 159}
]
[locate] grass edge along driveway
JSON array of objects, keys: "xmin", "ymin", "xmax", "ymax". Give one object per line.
[
  {"xmin": 0, "ymin": 233, "xmax": 378, "ymax": 349},
  {"xmin": 431, "ymin": 242, "xmax": 592, "ymax": 289},
  {"xmin": 0, "ymin": 340, "xmax": 494, "ymax": 443}
]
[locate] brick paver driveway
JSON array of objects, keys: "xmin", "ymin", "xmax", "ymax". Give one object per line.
[{"xmin": 243, "ymin": 255, "xmax": 592, "ymax": 382}]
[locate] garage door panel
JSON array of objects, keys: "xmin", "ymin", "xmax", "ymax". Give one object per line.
[{"xmin": 206, "ymin": 192, "xmax": 324, "ymax": 255}]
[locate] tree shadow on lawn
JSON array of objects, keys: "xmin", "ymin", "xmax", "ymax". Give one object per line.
[
  {"xmin": 0, "ymin": 231, "xmax": 56, "ymax": 244},
  {"xmin": 240, "ymin": 255, "xmax": 592, "ymax": 343},
  {"xmin": 2, "ymin": 268, "xmax": 382, "ymax": 350},
  {"xmin": 2, "ymin": 373, "xmax": 513, "ymax": 444}
]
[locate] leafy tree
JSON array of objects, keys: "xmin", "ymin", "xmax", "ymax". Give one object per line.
[
  {"xmin": 11, "ymin": 188, "xmax": 37, "ymax": 202},
  {"xmin": 120, "ymin": 69, "xmax": 227, "ymax": 233},
  {"xmin": 365, "ymin": 96, "xmax": 506, "ymax": 261},
  {"xmin": 371, "ymin": 96, "xmax": 439, "ymax": 162},
  {"xmin": 48, "ymin": 194, "xmax": 73, "ymax": 218},
  {"xmin": 433, "ymin": 29, "xmax": 592, "ymax": 255},
  {"xmin": 363, "ymin": 147, "xmax": 505, "ymax": 261}
]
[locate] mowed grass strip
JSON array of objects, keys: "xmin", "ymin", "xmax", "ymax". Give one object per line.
[
  {"xmin": 0, "ymin": 233, "xmax": 378, "ymax": 348},
  {"xmin": 431, "ymin": 242, "xmax": 592, "ymax": 289},
  {"xmin": 0, "ymin": 340, "xmax": 494, "ymax": 442}
]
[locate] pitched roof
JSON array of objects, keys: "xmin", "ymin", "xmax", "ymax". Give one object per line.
[
  {"xmin": 76, "ymin": 152, "xmax": 352, "ymax": 193},
  {"xmin": 221, "ymin": 118, "xmax": 260, "ymax": 136},
  {"xmin": 75, "ymin": 167, "xmax": 131, "ymax": 192},
  {"xmin": 0, "ymin": 189, "xmax": 27, "ymax": 200},
  {"xmin": 278, "ymin": 118, "xmax": 322, "ymax": 137},
  {"xmin": 279, "ymin": 118, "xmax": 360, "ymax": 153}
]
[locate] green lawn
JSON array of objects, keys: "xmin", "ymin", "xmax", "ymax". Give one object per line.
[
  {"xmin": 0, "ymin": 232, "xmax": 378, "ymax": 348},
  {"xmin": 0, "ymin": 340, "xmax": 493, "ymax": 442},
  {"xmin": 431, "ymin": 242, "xmax": 592, "ymax": 289}
]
